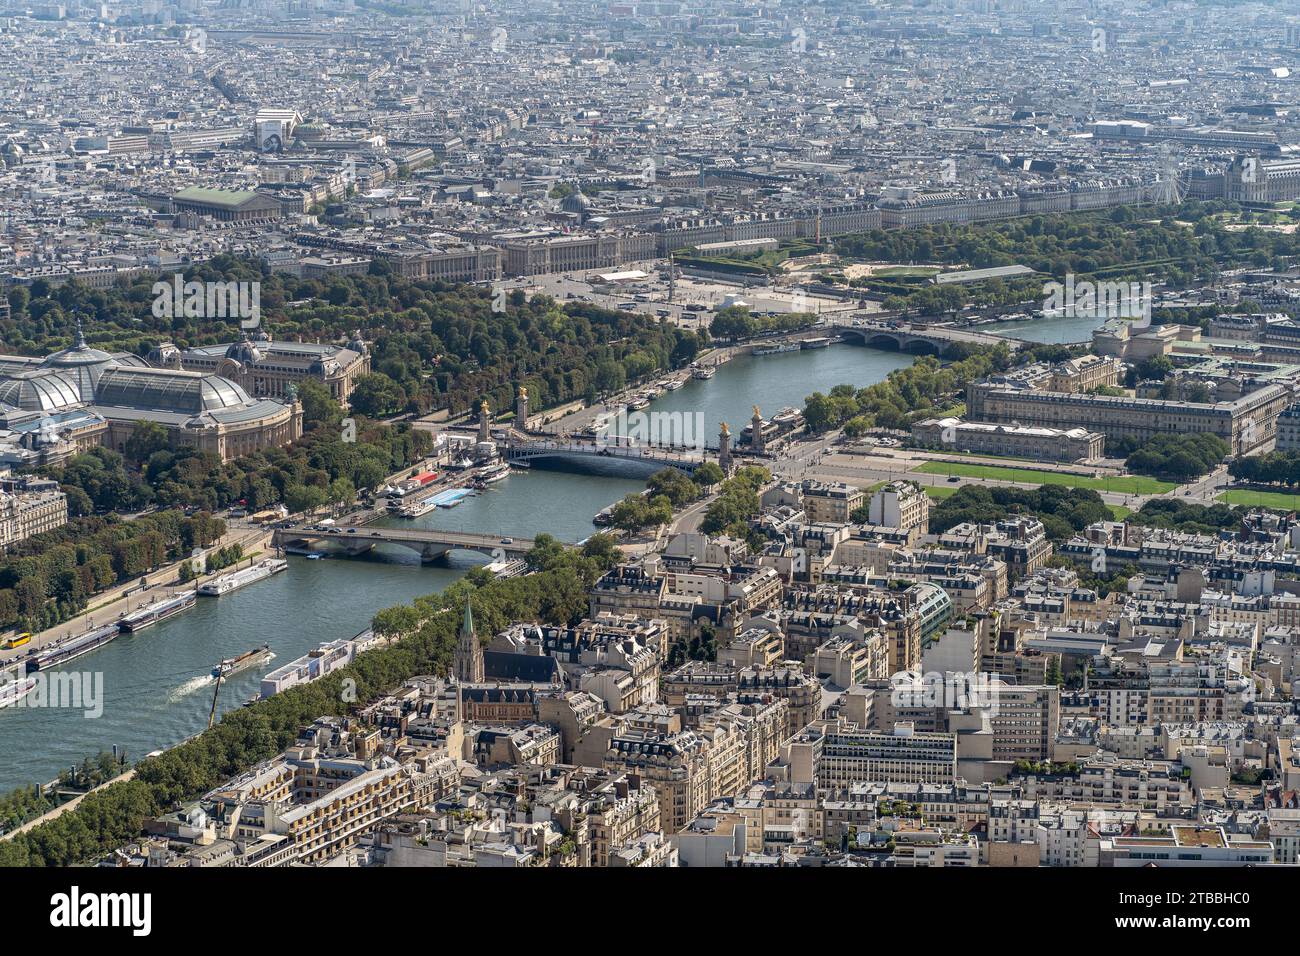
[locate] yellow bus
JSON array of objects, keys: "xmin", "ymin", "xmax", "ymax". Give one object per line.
[{"xmin": 2, "ymin": 633, "xmax": 32, "ymax": 650}]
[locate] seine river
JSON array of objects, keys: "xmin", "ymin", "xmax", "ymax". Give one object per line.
[
  {"xmin": 0, "ymin": 342, "xmax": 917, "ymax": 792},
  {"xmin": 990, "ymin": 313, "xmax": 1108, "ymax": 344}
]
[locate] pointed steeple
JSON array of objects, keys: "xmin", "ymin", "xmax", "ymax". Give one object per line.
[
  {"xmin": 462, "ymin": 597, "xmax": 474, "ymax": 641},
  {"xmin": 454, "ymin": 596, "xmax": 484, "ymax": 684}
]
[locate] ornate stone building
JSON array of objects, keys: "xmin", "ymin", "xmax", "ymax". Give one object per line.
[
  {"xmin": 0, "ymin": 330, "xmax": 302, "ymax": 464},
  {"xmin": 0, "ymin": 480, "xmax": 68, "ymax": 549},
  {"xmin": 154, "ymin": 330, "xmax": 370, "ymax": 406}
]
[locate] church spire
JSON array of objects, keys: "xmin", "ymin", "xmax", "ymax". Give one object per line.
[{"xmin": 454, "ymin": 596, "xmax": 484, "ymax": 684}]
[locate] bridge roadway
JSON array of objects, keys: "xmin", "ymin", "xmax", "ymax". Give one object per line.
[
  {"xmin": 831, "ymin": 318, "xmax": 1028, "ymax": 354},
  {"xmin": 272, "ymin": 524, "xmax": 538, "ymax": 563},
  {"xmin": 506, "ymin": 437, "xmax": 712, "ymax": 475}
]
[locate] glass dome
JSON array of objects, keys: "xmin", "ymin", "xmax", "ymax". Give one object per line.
[
  {"xmin": 0, "ymin": 372, "xmax": 84, "ymax": 413},
  {"xmin": 94, "ymin": 367, "xmax": 254, "ymax": 414},
  {"xmin": 42, "ymin": 340, "xmax": 118, "ymax": 401}
]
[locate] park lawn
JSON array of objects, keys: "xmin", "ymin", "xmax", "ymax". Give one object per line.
[
  {"xmin": 911, "ymin": 461, "xmax": 1176, "ymax": 495},
  {"xmin": 1108, "ymin": 505, "xmax": 1131, "ymax": 521},
  {"xmin": 1218, "ymin": 489, "xmax": 1300, "ymax": 511},
  {"xmin": 921, "ymin": 448, "xmax": 1054, "ymax": 465}
]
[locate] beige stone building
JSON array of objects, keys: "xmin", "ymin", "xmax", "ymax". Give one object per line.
[
  {"xmin": 604, "ymin": 698, "xmax": 787, "ymax": 834},
  {"xmin": 500, "ymin": 231, "xmax": 657, "ymax": 277},
  {"xmin": 0, "ymin": 483, "xmax": 67, "ymax": 549},
  {"xmin": 799, "ymin": 480, "xmax": 866, "ymax": 525},
  {"xmin": 587, "ymin": 777, "xmax": 662, "ymax": 867},
  {"xmin": 912, "ymin": 418, "xmax": 1105, "ymax": 462},
  {"xmin": 1047, "ymin": 355, "xmax": 1124, "ymax": 393},
  {"xmin": 162, "ymin": 330, "xmax": 371, "ymax": 406},
  {"xmin": 209, "ymin": 748, "xmax": 452, "ymax": 867},
  {"xmin": 966, "ymin": 379, "xmax": 1290, "ymax": 455}
]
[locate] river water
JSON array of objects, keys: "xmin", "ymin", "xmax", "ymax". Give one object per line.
[
  {"xmin": 640, "ymin": 344, "xmax": 915, "ymax": 434},
  {"xmin": 0, "ymin": 342, "xmax": 916, "ymax": 792},
  {"xmin": 990, "ymin": 313, "xmax": 1107, "ymax": 344}
]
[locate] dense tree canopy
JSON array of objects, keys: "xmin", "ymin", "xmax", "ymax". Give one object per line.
[
  {"xmin": 51, "ymin": 418, "xmax": 430, "ymax": 515},
  {"xmin": 4, "ymin": 256, "xmax": 709, "ymax": 419},
  {"xmin": 1229, "ymin": 450, "xmax": 1300, "ymax": 489},
  {"xmin": 835, "ymin": 200, "xmax": 1287, "ymax": 297},
  {"xmin": 701, "ymin": 466, "xmax": 771, "ymax": 541},
  {"xmin": 1123, "ymin": 433, "xmax": 1230, "ymax": 482},
  {"xmin": 929, "ymin": 484, "xmax": 1113, "ymax": 542},
  {"xmin": 1128, "ymin": 499, "xmax": 1249, "ymax": 535},
  {"xmin": 0, "ymin": 508, "xmax": 226, "ymax": 632}
]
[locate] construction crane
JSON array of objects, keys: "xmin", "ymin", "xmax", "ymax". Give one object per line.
[{"xmin": 207, "ymin": 667, "xmax": 224, "ymax": 730}]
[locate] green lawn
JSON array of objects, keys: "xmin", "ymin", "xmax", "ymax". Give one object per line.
[
  {"xmin": 1108, "ymin": 505, "xmax": 1131, "ymax": 521},
  {"xmin": 1218, "ymin": 489, "xmax": 1300, "ymax": 511},
  {"xmin": 921, "ymin": 449, "xmax": 1053, "ymax": 465},
  {"xmin": 912, "ymin": 461, "xmax": 1176, "ymax": 495}
]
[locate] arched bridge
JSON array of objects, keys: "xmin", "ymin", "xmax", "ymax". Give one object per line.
[
  {"xmin": 272, "ymin": 525, "xmax": 539, "ymax": 563},
  {"xmin": 832, "ymin": 320, "xmax": 1027, "ymax": 356},
  {"xmin": 506, "ymin": 438, "xmax": 714, "ymax": 476}
]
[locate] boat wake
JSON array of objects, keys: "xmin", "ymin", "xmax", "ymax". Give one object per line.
[{"xmin": 167, "ymin": 674, "xmax": 213, "ymax": 702}]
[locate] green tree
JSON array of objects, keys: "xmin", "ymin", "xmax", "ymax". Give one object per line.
[
  {"xmin": 348, "ymin": 373, "xmax": 407, "ymax": 418},
  {"xmin": 693, "ymin": 461, "xmax": 724, "ymax": 486},
  {"xmin": 123, "ymin": 421, "xmax": 170, "ymax": 467},
  {"xmin": 297, "ymin": 379, "xmax": 341, "ymax": 429}
]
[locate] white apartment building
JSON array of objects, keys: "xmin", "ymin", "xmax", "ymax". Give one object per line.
[
  {"xmin": 787, "ymin": 719, "xmax": 958, "ymax": 788},
  {"xmin": 867, "ymin": 480, "xmax": 930, "ymax": 535}
]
